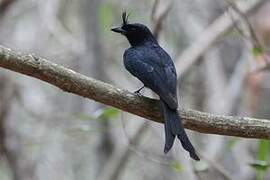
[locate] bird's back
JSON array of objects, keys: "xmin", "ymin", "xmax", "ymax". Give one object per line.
[{"xmin": 124, "ymin": 43, "xmax": 178, "ymax": 109}]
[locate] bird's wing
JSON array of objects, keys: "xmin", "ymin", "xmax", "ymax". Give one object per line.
[{"xmin": 124, "ymin": 48, "xmax": 178, "ymax": 109}]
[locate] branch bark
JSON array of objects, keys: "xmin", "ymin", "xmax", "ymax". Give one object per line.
[{"xmin": 0, "ymin": 45, "xmax": 270, "ymax": 139}]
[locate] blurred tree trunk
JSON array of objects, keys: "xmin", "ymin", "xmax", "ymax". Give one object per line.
[
  {"xmin": 79, "ymin": 0, "xmax": 114, "ymax": 178},
  {"xmin": 0, "ymin": 74, "xmax": 20, "ymax": 180},
  {"xmin": 0, "ymin": 1, "xmax": 26, "ymax": 179}
]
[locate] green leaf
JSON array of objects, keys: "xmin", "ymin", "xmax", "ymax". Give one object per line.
[
  {"xmin": 73, "ymin": 108, "xmax": 119, "ymax": 121},
  {"xmin": 254, "ymin": 140, "xmax": 270, "ymax": 180},
  {"xmin": 98, "ymin": 107, "xmax": 119, "ymax": 120},
  {"xmin": 98, "ymin": 3, "xmax": 113, "ymax": 33},
  {"xmin": 225, "ymin": 137, "xmax": 238, "ymax": 150},
  {"xmin": 194, "ymin": 160, "xmax": 209, "ymax": 172},
  {"xmin": 257, "ymin": 140, "xmax": 270, "ymax": 161},
  {"xmin": 170, "ymin": 161, "xmax": 182, "ymax": 172},
  {"xmin": 250, "ymin": 161, "xmax": 270, "ymax": 171},
  {"xmin": 251, "ymin": 47, "xmax": 264, "ymax": 57},
  {"xmin": 224, "ymin": 29, "xmax": 242, "ymax": 37}
]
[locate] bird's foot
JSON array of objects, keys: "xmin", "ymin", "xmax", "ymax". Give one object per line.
[
  {"xmin": 134, "ymin": 85, "xmax": 145, "ymax": 96},
  {"xmin": 134, "ymin": 91, "xmax": 143, "ymax": 97}
]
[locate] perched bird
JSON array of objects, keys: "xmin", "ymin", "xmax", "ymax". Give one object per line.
[{"xmin": 111, "ymin": 12, "xmax": 199, "ymax": 161}]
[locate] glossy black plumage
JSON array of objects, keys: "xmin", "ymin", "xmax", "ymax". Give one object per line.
[{"xmin": 111, "ymin": 12, "xmax": 199, "ymax": 160}]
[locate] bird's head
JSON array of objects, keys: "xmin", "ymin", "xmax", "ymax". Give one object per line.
[{"xmin": 111, "ymin": 12, "xmax": 157, "ymax": 47}]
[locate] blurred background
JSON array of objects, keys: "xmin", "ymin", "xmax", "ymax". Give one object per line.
[{"xmin": 0, "ymin": 0, "xmax": 270, "ymax": 179}]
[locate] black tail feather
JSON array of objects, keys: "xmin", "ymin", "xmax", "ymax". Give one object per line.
[
  {"xmin": 161, "ymin": 100, "xmax": 200, "ymax": 161},
  {"xmin": 163, "ymin": 115, "xmax": 176, "ymax": 153}
]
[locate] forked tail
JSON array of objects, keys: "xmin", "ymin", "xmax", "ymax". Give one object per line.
[{"xmin": 161, "ymin": 100, "xmax": 200, "ymax": 161}]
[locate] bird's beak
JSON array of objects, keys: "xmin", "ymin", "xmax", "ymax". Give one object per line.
[{"xmin": 111, "ymin": 26, "xmax": 126, "ymax": 34}]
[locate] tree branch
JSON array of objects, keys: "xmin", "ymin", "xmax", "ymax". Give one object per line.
[
  {"xmin": 0, "ymin": 0, "xmax": 16, "ymax": 17},
  {"xmin": 0, "ymin": 45, "xmax": 270, "ymax": 139}
]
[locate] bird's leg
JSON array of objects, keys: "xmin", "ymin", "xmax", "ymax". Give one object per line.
[{"xmin": 134, "ymin": 85, "xmax": 145, "ymax": 95}]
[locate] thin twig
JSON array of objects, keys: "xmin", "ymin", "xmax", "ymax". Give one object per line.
[
  {"xmin": 174, "ymin": 0, "xmax": 266, "ymax": 78},
  {"xmin": 225, "ymin": 0, "xmax": 262, "ymax": 50},
  {"xmin": 198, "ymin": 152, "xmax": 233, "ymax": 180},
  {"xmin": 151, "ymin": 0, "xmax": 173, "ymax": 39}
]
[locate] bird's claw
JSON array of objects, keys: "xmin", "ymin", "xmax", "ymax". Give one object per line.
[
  {"xmin": 134, "ymin": 90, "xmax": 143, "ymax": 96},
  {"xmin": 134, "ymin": 86, "xmax": 144, "ymax": 96}
]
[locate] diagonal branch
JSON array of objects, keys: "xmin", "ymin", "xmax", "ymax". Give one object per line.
[
  {"xmin": 0, "ymin": 45, "xmax": 270, "ymax": 139},
  {"xmin": 0, "ymin": 0, "xmax": 16, "ymax": 17},
  {"xmin": 175, "ymin": 0, "xmax": 266, "ymax": 77}
]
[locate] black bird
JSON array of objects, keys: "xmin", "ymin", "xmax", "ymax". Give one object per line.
[{"xmin": 111, "ymin": 12, "xmax": 199, "ymax": 161}]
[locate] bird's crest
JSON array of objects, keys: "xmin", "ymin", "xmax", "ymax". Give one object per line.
[{"xmin": 122, "ymin": 11, "xmax": 130, "ymax": 25}]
